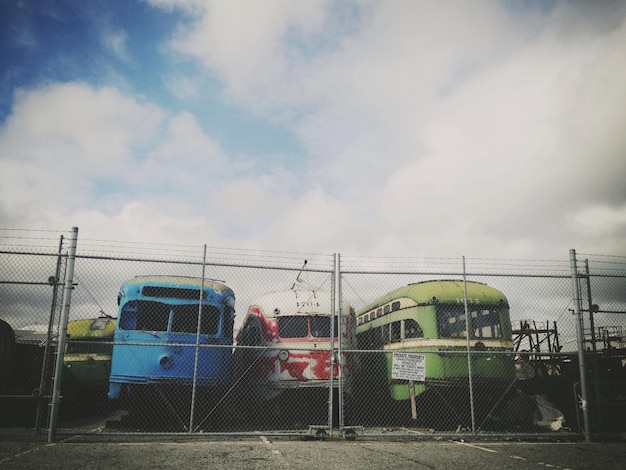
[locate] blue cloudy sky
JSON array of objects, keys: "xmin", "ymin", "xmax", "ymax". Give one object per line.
[{"xmin": 1, "ymin": 0, "xmax": 625, "ymax": 259}]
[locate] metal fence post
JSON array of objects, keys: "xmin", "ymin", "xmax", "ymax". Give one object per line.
[
  {"xmin": 337, "ymin": 253, "xmax": 344, "ymax": 432},
  {"xmin": 585, "ymin": 259, "xmax": 603, "ymax": 433},
  {"xmin": 570, "ymin": 248, "xmax": 591, "ymax": 441},
  {"xmin": 190, "ymin": 244, "xmax": 208, "ymax": 433},
  {"xmin": 327, "ymin": 253, "xmax": 337, "ymax": 435},
  {"xmin": 35, "ymin": 234, "xmax": 64, "ymax": 434},
  {"xmin": 48, "ymin": 226, "xmax": 78, "ymax": 443},
  {"xmin": 462, "ymin": 256, "xmax": 476, "ymax": 434}
]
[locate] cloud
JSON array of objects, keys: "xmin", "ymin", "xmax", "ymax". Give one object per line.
[
  {"xmin": 160, "ymin": 1, "xmax": 525, "ymax": 179},
  {"xmin": 136, "ymin": 110, "xmax": 228, "ymax": 201},
  {"xmin": 373, "ymin": 8, "xmax": 626, "ymax": 257},
  {"xmin": 0, "ymin": 82, "xmax": 237, "ymax": 240},
  {"xmin": 570, "ymin": 205, "xmax": 626, "ymax": 254},
  {"xmin": 0, "ymin": 83, "xmax": 232, "ymax": 227},
  {"xmin": 1, "ymin": 82, "xmax": 163, "ymax": 172},
  {"xmin": 78, "ymin": 200, "xmax": 220, "ymax": 245},
  {"xmin": 0, "ymin": 81, "xmax": 356, "ymax": 253},
  {"xmin": 164, "ymin": 74, "xmax": 203, "ymax": 100},
  {"xmin": 252, "ymin": 185, "xmax": 373, "ymax": 253},
  {"xmin": 161, "ymin": 0, "xmax": 331, "ymax": 107},
  {"xmin": 241, "ymin": 1, "xmax": 626, "ymax": 258},
  {"xmin": 0, "ymin": 82, "xmax": 164, "ymax": 220},
  {"xmin": 2, "ymin": 1, "xmax": 625, "ymax": 263},
  {"xmin": 102, "ymin": 30, "xmax": 131, "ymax": 62},
  {"xmin": 0, "ymin": 84, "xmax": 165, "ymax": 217}
]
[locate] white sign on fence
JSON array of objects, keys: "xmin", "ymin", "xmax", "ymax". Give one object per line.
[{"xmin": 391, "ymin": 352, "xmax": 426, "ymax": 382}]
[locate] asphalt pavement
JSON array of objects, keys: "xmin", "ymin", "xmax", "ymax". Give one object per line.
[{"xmin": 1, "ymin": 427, "xmax": 625, "ymax": 470}]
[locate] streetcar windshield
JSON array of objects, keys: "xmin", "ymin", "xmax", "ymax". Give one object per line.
[
  {"xmin": 171, "ymin": 304, "xmax": 221, "ymax": 335},
  {"xmin": 279, "ymin": 316, "xmax": 308, "ymax": 338},
  {"xmin": 120, "ymin": 301, "xmax": 169, "ymax": 331},
  {"xmin": 436, "ymin": 304, "xmax": 502, "ymax": 339},
  {"xmin": 471, "ymin": 309, "xmax": 502, "ymax": 339},
  {"xmin": 278, "ymin": 315, "xmax": 339, "ymax": 339},
  {"xmin": 310, "ymin": 316, "xmax": 338, "ymax": 338},
  {"xmin": 119, "ymin": 300, "xmax": 220, "ymax": 335}
]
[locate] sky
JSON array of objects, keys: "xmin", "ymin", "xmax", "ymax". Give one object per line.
[{"xmin": 1, "ymin": 0, "xmax": 625, "ymax": 261}]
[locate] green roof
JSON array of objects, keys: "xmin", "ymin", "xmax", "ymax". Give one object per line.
[{"xmin": 357, "ymin": 280, "xmax": 508, "ymax": 315}]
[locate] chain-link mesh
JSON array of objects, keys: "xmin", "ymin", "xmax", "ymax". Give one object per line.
[
  {"xmin": 1, "ymin": 230, "xmax": 625, "ymax": 441},
  {"xmin": 0, "ymin": 230, "xmax": 69, "ymax": 429},
  {"xmin": 576, "ymin": 254, "xmax": 626, "ymax": 439}
]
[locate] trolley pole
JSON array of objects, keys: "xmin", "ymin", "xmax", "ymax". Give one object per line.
[
  {"xmin": 48, "ymin": 226, "xmax": 78, "ymax": 443},
  {"xmin": 570, "ymin": 249, "xmax": 591, "ymax": 442}
]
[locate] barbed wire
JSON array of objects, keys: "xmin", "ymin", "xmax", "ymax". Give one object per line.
[
  {"xmin": 76, "ymin": 238, "xmax": 334, "ymax": 271},
  {"xmin": 0, "ymin": 228, "xmax": 71, "ymax": 255},
  {"xmin": 1, "ymin": 229, "xmax": 625, "ymax": 275},
  {"xmin": 0, "ymin": 228, "xmax": 68, "ymax": 233},
  {"xmin": 578, "ymin": 253, "xmax": 626, "ymax": 260},
  {"xmin": 340, "ymin": 254, "xmax": 574, "ymax": 275}
]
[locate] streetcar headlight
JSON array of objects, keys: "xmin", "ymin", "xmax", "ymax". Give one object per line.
[
  {"xmin": 159, "ymin": 355, "xmax": 174, "ymax": 369},
  {"xmin": 278, "ymin": 350, "xmax": 289, "ymax": 361}
]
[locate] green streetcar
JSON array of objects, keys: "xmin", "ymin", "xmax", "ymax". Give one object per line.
[
  {"xmin": 63, "ymin": 317, "xmax": 116, "ymax": 393},
  {"xmin": 355, "ymin": 280, "xmax": 516, "ymax": 421}
]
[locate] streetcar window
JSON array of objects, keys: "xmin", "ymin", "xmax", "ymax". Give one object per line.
[
  {"xmin": 67, "ymin": 341, "xmax": 112, "ymax": 355},
  {"xmin": 120, "ymin": 301, "xmax": 170, "ymax": 331},
  {"xmin": 382, "ymin": 324, "xmax": 390, "ymax": 343},
  {"xmin": 471, "ymin": 309, "xmax": 502, "ymax": 339},
  {"xmin": 384, "ymin": 305, "xmax": 390, "ymax": 314},
  {"xmin": 436, "ymin": 304, "xmax": 467, "ymax": 339},
  {"xmin": 278, "ymin": 316, "xmax": 308, "ymax": 338},
  {"xmin": 390, "ymin": 321, "xmax": 401, "ymax": 343},
  {"xmin": 391, "ymin": 301, "xmax": 400, "ymax": 311},
  {"xmin": 223, "ymin": 306, "xmax": 235, "ymax": 338},
  {"xmin": 311, "ymin": 316, "xmax": 338, "ymax": 338},
  {"xmin": 171, "ymin": 304, "xmax": 220, "ymax": 335},
  {"xmin": 376, "ymin": 308, "xmax": 382, "ymax": 318},
  {"xmin": 171, "ymin": 304, "xmax": 200, "ymax": 333},
  {"xmin": 404, "ymin": 319, "xmax": 423, "ymax": 339},
  {"xmin": 90, "ymin": 318, "xmax": 109, "ymax": 330},
  {"xmin": 142, "ymin": 286, "xmax": 205, "ymax": 300},
  {"xmin": 137, "ymin": 302, "xmax": 170, "ymax": 331},
  {"xmin": 359, "ymin": 327, "xmax": 383, "ymax": 349}
]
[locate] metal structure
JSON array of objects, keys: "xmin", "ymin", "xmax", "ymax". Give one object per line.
[{"xmin": 513, "ymin": 320, "xmax": 563, "ymax": 377}]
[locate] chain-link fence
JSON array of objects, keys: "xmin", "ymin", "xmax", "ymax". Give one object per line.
[{"xmin": 1, "ymin": 228, "xmax": 625, "ymax": 442}]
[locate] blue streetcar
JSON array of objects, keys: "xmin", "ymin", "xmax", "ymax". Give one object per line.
[{"xmin": 108, "ymin": 276, "xmax": 235, "ymax": 404}]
